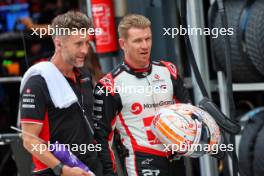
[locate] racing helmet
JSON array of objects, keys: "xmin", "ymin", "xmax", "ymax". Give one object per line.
[{"xmin": 151, "ymin": 103, "xmax": 222, "ymax": 157}]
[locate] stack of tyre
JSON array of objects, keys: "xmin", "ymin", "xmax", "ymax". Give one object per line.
[
  {"xmin": 211, "ymin": 0, "xmax": 264, "ymax": 82},
  {"xmin": 210, "ymin": 0, "xmax": 264, "ymax": 175},
  {"xmin": 239, "ymin": 107, "xmax": 264, "ymax": 176}
]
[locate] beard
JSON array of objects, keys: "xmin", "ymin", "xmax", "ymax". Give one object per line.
[{"xmin": 66, "ymin": 55, "xmax": 84, "ymax": 68}]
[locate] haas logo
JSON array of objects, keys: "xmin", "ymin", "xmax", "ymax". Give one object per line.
[
  {"xmin": 130, "ymin": 102, "xmax": 143, "ymax": 115},
  {"xmin": 26, "ymin": 88, "xmax": 31, "ymax": 94},
  {"xmin": 154, "ymin": 74, "xmax": 160, "ymax": 80}
]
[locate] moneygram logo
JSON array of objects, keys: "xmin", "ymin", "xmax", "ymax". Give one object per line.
[
  {"xmin": 130, "ymin": 101, "xmax": 175, "ymax": 114},
  {"xmin": 143, "ymin": 100, "xmax": 175, "ymax": 109},
  {"xmin": 130, "ymin": 102, "xmax": 143, "ymax": 115}
]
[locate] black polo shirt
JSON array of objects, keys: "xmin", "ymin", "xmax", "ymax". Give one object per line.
[{"xmin": 20, "ymin": 68, "xmax": 101, "ymax": 174}]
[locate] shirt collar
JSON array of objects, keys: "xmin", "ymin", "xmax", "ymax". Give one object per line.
[{"xmin": 122, "ymin": 60, "xmax": 152, "ymax": 78}]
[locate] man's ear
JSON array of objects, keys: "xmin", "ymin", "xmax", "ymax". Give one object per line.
[
  {"xmin": 54, "ymin": 37, "xmax": 62, "ymax": 51},
  {"xmin": 119, "ymin": 38, "xmax": 125, "ymax": 50}
]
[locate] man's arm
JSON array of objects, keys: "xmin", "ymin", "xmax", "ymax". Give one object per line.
[
  {"xmin": 21, "ymin": 123, "xmax": 91, "ymax": 176},
  {"xmin": 159, "ymin": 61, "xmax": 191, "ymax": 103},
  {"xmin": 21, "ymin": 123, "xmax": 59, "ymax": 173},
  {"xmin": 172, "ymin": 74, "xmax": 191, "ymax": 103},
  {"xmin": 93, "ymin": 83, "xmax": 122, "ymax": 176},
  {"xmin": 20, "ymin": 76, "xmax": 91, "ymax": 176}
]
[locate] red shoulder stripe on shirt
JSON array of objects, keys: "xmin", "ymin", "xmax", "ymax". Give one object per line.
[
  {"xmin": 160, "ymin": 61, "xmax": 178, "ymax": 79},
  {"xmin": 99, "ymin": 73, "xmax": 115, "ymax": 96}
]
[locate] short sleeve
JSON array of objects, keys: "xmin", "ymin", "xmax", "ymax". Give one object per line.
[{"xmin": 20, "ymin": 76, "xmax": 47, "ymax": 124}]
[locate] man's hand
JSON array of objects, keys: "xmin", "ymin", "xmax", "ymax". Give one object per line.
[{"xmin": 62, "ymin": 165, "xmax": 93, "ymax": 176}]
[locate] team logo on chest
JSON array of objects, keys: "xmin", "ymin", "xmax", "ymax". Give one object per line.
[
  {"xmin": 154, "ymin": 74, "xmax": 160, "ymax": 80},
  {"xmin": 152, "ymin": 74, "xmax": 165, "ymax": 83},
  {"xmin": 26, "ymin": 88, "xmax": 31, "ymax": 94},
  {"xmin": 130, "ymin": 102, "xmax": 143, "ymax": 115}
]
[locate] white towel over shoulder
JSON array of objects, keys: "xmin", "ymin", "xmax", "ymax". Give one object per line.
[{"xmin": 20, "ymin": 61, "xmax": 77, "ymax": 109}]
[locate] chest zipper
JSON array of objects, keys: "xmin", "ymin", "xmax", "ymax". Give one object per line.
[{"xmin": 146, "ymin": 76, "xmax": 157, "ymax": 112}]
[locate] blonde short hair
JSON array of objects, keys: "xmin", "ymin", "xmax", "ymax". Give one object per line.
[{"xmin": 118, "ymin": 14, "xmax": 151, "ymax": 39}]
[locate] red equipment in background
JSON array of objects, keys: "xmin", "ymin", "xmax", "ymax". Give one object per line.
[{"xmin": 91, "ymin": 0, "xmax": 118, "ymax": 54}]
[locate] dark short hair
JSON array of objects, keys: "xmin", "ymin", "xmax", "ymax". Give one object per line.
[{"xmin": 51, "ymin": 11, "xmax": 91, "ymax": 38}]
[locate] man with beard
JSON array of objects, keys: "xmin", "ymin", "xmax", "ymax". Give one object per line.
[{"xmin": 19, "ymin": 11, "xmax": 102, "ymax": 176}]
